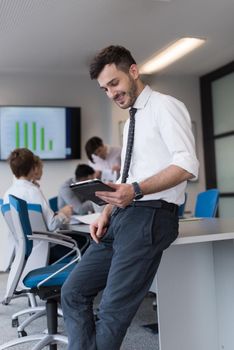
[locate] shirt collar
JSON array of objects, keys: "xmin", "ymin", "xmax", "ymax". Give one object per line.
[
  {"xmin": 132, "ymin": 85, "xmax": 152, "ymax": 110},
  {"xmin": 14, "ymin": 178, "xmax": 33, "ymax": 186}
]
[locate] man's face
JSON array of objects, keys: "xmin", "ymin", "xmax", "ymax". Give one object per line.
[{"xmin": 97, "ymin": 63, "xmax": 139, "ymax": 109}]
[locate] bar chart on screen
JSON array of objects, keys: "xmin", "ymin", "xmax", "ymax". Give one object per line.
[{"xmin": 0, "ymin": 107, "xmax": 67, "ymax": 159}]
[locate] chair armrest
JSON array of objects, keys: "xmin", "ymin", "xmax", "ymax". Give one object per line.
[
  {"xmin": 27, "ymin": 234, "xmax": 81, "ymax": 264},
  {"xmin": 27, "ymin": 235, "xmax": 76, "ymax": 249},
  {"xmin": 32, "ymin": 230, "xmax": 75, "ymax": 242}
]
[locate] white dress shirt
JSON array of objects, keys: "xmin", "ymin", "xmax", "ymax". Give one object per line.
[
  {"xmin": 3, "ymin": 178, "xmax": 67, "ymax": 231},
  {"xmin": 89, "ymin": 145, "xmax": 121, "ymax": 182},
  {"xmin": 118, "ymin": 85, "xmax": 199, "ymax": 205}
]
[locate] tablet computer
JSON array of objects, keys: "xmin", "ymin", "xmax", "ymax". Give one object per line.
[{"xmin": 70, "ymin": 178, "xmax": 115, "ymax": 205}]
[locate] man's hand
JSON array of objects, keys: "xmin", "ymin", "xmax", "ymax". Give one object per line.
[
  {"xmin": 90, "ymin": 209, "xmax": 110, "ymax": 243},
  {"xmin": 95, "ymin": 183, "xmax": 135, "ymax": 208},
  {"xmin": 112, "ymin": 164, "xmax": 121, "ymax": 173},
  {"xmin": 59, "ymin": 205, "xmax": 73, "ymax": 218}
]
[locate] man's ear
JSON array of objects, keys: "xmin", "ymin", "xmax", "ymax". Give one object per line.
[{"xmin": 129, "ymin": 64, "xmax": 139, "ymax": 80}]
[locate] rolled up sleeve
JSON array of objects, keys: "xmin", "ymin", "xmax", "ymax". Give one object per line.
[{"xmin": 158, "ymin": 95, "xmax": 199, "ymax": 179}]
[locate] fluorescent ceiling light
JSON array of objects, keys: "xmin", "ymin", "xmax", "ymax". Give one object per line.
[{"xmin": 140, "ymin": 37, "xmax": 206, "ymax": 74}]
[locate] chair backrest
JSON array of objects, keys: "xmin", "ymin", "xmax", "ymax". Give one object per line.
[
  {"xmin": 27, "ymin": 203, "xmax": 48, "ymax": 231},
  {"xmin": 1, "ymin": 203, "xmax": 18, "ymax": 243},
  {"xmin": 178, "ymin": 192, "xmax": 187, "ymax": 218},
  {"xmin": 194, "ymin": 189, "xmax": 220, "ymax": 218},
  {"xmin": 9, "ymin": 195, "xmax": 50, "ymax": 289},
  {"xmin": 1, "ymin": 203, "xmax": 18, "ymax": 270},
  {"xmin": 1, "ymin": 202, "xmax": 27, "ymax": 303},
  {"xmin": 49, "ymin": 196, "xmax": 58, "ymax": 212},
  {"xmin": 9, "ymin": 195, "xmax": 33, "ymax": 257}
]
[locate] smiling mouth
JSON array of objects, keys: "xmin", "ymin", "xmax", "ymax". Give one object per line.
[{"xmin": 114, "ymin": 92, "xmax": 126, "ymax": 103}]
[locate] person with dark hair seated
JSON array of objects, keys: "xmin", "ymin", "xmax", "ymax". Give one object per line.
[
  {"xmin": 85, "ymin": 136, "xmax": 121, "ymax": 181},
  {"xmin": 58, "ymin": 164, "xmax": 96, "ymax": 215},
  {"xmin": 4, "ymin": 148, "xmax": 72, "ymax": 231}
]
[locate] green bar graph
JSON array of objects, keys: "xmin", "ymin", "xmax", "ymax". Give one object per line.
[
  {"xmin": 24, "ymin": 123, "xmax": 28, "ymax": 147},
  {"xmin": 40, "ymin": 127, "xmax": 45, "ymax": 151},
  {"xmin": 15, "ymin": 121, "xmax": 54, "ymax": 153},
  {"xmin": 48, "ymin": 140, "xmax": 53, "ymax": 151},
  {"xmin": 32, "ymin": 122, "xmax": 37, "ymax": 151},
  {"xmin": 16, "ymin": 122, "xmax": 20, "ymax": 148}
]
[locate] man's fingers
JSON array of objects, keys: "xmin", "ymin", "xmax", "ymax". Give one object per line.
[
  {"xmin": 90, "ymin": 223, "xmax": 107, "ymax": 243},
  {"xmin": 90, "ymin": 232, "xmax": 100, "ymax": 244}
]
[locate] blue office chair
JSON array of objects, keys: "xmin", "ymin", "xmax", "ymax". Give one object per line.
[
  {"xmin": 194, "ymin": 189, "xmax": 220, "ymax": 217},
  {"xmin": 0, "ymin": 198, "xmax": 3, "ymax": 206},
  {"xmin": 13, "ymin": 201, "xmax": 84, "ymax": 337},
  {"xmin": 0, "ymin": 196, "xmax": 80, "ymax": 349},
  {"xmin": 1, "ymin": 203, "xmax": 27, "ymax": 306},
  {"xmin": 48, "ymin": 196, "xmax": 58, "ymax": 212}
]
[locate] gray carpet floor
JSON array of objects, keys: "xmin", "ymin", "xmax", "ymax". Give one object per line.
[{"xmin": 0, "ymin": 272, "xmax": 159, "ymax": 349}]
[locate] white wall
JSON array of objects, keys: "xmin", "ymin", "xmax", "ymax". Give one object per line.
[
  {"xmin": 0, "ymin": 72, "xmax": 112, "ymax": 198},
  {"xmin": 0, "ymin": 72, "xmax": 205, "ymax": 270}
]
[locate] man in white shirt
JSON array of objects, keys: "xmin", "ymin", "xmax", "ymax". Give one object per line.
[
  {"xmin": 61, "ymin": 45, "xmax": 199, "ymax": 350},
  {"xmin": 85, "ymin": 136, "xmax": 121, "ymax": 182}
]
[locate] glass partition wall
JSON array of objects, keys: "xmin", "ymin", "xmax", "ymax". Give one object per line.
[{"xmin": 200, "ymin": 61, "xmax": 234, "ymax": 217}]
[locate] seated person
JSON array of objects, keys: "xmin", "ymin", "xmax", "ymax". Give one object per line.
[
  {"xmin": 3, "ymin": 148, "xmax": 72, "ymax": 231},
  {"xmin": 58, "ymin": 164, "xmax": 96, "ymax": 215},
  {"xmin": 85, "ymin": 136, "xmax": 121, "ymax": 182}
]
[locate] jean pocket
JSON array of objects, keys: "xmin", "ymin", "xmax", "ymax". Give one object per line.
[{"xmin": 142, "ymin": 208, "xmax": 158, "ymax": 246}]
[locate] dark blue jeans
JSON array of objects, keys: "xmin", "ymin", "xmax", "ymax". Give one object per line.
[{"xmin": 61, "ymin": 205, "xmax": 178, "ymax": 350}]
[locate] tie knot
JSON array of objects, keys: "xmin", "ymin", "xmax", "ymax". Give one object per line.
[{"xmin": 129, "ymin": 108, "xmax": 137, "ymax": 118}]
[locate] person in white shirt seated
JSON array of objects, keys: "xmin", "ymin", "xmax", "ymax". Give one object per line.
[
  {"xmin": 3, "ymin": 148, "xmax": 72, "ymax": 231},
  {"xmin": 85, "ymin": 136, "xmax": 121, "ymax": 182},
  {"xmin": 58, "ymin": 164, "xmax": 96, "ymax": 215}
]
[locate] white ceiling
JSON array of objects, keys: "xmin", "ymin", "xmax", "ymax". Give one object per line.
[{"xmin": 0, "ymin": 0, "xmax": 233, "ymax": 77}]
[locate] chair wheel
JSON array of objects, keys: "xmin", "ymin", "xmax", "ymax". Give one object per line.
[
  {"xmin": 12, "ymin": 318, "xmax": 19, "ymax": 327},
  {"xmin": 18, "ymin": 330, "xmax": 27, "ymax": 337}
]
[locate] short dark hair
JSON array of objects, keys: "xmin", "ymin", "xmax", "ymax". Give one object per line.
[
  {"xmin": 8, "ymin": 148, "xmax": 35, "ymax": 178},
  {"xmin": 89, "ymin": 45, "xmax": 136, "ymax": 79},
  {"xmin": 75, "ymin": 164, "xmax": 95, "ymax": 181},
  {"xmin": 85, "ymin": 136, "xmax": 103, "ymax": 163}
]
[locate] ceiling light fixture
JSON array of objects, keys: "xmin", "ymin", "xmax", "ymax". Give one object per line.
[{"xmin": 139, "ymin": 37, "xmax": 206, "ymax": 74}]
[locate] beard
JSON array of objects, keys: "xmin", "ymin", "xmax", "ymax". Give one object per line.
[{"xmin": 113, "ymin": 76, "xmax": 138, "ymax": 109}]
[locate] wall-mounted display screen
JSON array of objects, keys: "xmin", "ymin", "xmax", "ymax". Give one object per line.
[{"xmin": 0, "ymin": 106, "xmax": 81, "ymax": 160}]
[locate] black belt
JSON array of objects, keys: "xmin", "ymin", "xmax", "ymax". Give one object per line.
[{"xmin": 129, "ymin": 199, "xmax": 178, "ymax": 215}]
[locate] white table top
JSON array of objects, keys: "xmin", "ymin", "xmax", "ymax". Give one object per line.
[
  {"xmin": 175, "ymin": 218, "xmax": 234, "ymax": 245},
  {"xmin": 68, "ymin": 218, "xmax": 234, "ymax": 246}
]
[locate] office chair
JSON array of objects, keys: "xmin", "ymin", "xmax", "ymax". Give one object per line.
[
  {"xmin": 0, "ymin": 195, "xmax": 81, "ymax": 350},
  {"xmin": 0, "ymin": 196, "xmax": 79, "ymax": 341},
  {"xmin": 0, "ymin": 198, "xmax": 3, "ymax": 206},
  {"xmin": 14, "ymin": 201, "xmax": 85, "ymax": 337},
  {"xmin": 194, "ymin": 189, "xmax": 220, "ymax": 217},
  {"xmin": 1, "ymin": 203, "xmax": 32, "ymax": 306},
  {"xmin": 48, "ymin": 196, "xmax": 58, "ymax": 213}
]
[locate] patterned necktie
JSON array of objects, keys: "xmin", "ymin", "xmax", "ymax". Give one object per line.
[{"xmin": 121, "ymin": 107, "xmax": 137, "ymax": 183}]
